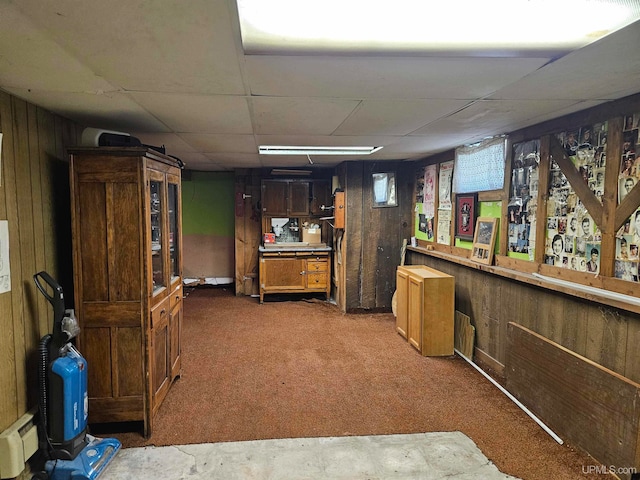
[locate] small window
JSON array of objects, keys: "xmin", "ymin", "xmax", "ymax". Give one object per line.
[
  {"xmin": 453, "ymin": 137, "xmax": 506, "ymax": 193},
  {"xmin": 372, "ymin": 172, "xmax": 397, "ymax": 207}
]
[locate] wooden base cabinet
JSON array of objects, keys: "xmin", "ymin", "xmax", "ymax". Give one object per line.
[
  {"xmin": 69, "ymin": 147, "xmax": 183, "ymax": 437},
  {"xmin": 259, "ymin": 248, "xmax": 331, "ymax": 303},
  {"xmin": 396, "ymin": 265, "xmax": 454, "ymax": 356}
]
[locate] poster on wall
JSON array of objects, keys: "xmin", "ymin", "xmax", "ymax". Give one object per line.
[
  {"xmin": 423, "ymin": 164, "xmax": 436, "ymax": 217},
  {"xmin": 414, "ymin": 203, "xmax": 434, "ymax": 241},
  {"xmin": 438, "ymin": 161, "xmax": 453, "ymax": 209},
  {"xmin": 437, "ymin": 208, "xmax": 451, "ymax": 245},
  {"xmin": 454, "ymin": 193, "xmax": 477, "ymax": 241}
]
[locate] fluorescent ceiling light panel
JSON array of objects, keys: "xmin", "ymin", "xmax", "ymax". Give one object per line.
[
  {"xmin": 260, "ymin": 145, "xmax": 383, "ymax": 155},
  {"xmin": 237, "ymin": 0, "xmax": 640, "ymax": 56}
]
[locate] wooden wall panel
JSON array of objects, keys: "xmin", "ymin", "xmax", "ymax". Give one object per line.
[
  {"xmin": 506, "ymin": 323, "xmax": 640, "ymax": 477},
  {"xmin": 407, "ymin": 251, "xmax": 640, "ymax": 385},
  {"xmin": 0, "ymin": 90, "xmax": 82, "ymax": 432},
  {"xmin": 234, "ymin": 170, "xmax": 261, "ymax": 296},
  {"xmin": 0, "ymin": 91, "xmax": 19, "ymax": 430},
  {"xmin": 344, "ymin": 162, "xmax": 364, "ymax": 310},
  {"xmin": 341, "ymin": 161, "xmax": 413, "ymax": 312}
]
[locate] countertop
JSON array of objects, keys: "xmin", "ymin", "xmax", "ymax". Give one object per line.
[{"xmin": 259, "ymin": 243, "xmax": 332, "ymax": 253}]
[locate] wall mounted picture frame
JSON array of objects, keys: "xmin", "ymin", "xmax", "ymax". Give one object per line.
[
  {"xmin": 454, "ymin": 193, "xmax": 477, "ymax": 241},
  {"xmin": 471, "ymin": 217, "xmax": 499, "ymax": 265},
  {"xmin": 372, "ymin": 172, "xmax": 397, "ymax": 207}
]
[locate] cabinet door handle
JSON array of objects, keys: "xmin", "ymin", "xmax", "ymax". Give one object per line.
[{"xmin": 300, "ymin": 271, "xmax": 306, "ymax": 275}]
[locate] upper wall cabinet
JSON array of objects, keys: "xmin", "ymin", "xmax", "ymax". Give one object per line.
[
  {"xmin": 288, "ymin": 181, "xmax": 310, "ymax": 216},
  {"xmin": 262, "ymin": 179, "xmax": 290, "ymax": 215},
  {"xmin": 310, "ymin": 180, "xmax": 332, "ymax": 215},
  {"xmin": 262, "ymin": 179, "xmax": 331, "ymax": 217},
  {"xmin": 261, "ymin": 179, "xmax": 307, "ymax": 216}
]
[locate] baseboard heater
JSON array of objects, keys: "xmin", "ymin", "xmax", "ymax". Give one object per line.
[{"xmin": 0, "ymin": 408, "xmax": 39, "ymax": 479}]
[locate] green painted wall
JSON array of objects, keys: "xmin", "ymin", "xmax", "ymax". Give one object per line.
[{"xmin": 182, "ymin": 172, "xmax": 235, "ymax": 236}]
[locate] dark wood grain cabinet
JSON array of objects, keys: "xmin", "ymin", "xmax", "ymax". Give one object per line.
[
  {"xmin": 262, "ymin": 179, "xmax": 332, "ymax": 217},
  {"xmin": 69, "ymin": 147, "xmax": 183, "ymax": 437},
  {"xmin": 310, "ymin": 180, "xmax": 331, "ymax": 215}
]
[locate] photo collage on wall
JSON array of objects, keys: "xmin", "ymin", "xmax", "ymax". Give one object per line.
[
  {"xmin": 545, "ymin": 124, "xmax": 606, "ymax": 271},
  {"xmin": 615, "ymin": 112, "xmax": 640, "ymax": 282},
  {"xmin": 508, "ymin": 140, "xmax": 540, "ymax": 259}
]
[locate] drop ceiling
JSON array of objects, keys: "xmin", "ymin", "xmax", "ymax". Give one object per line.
[{"xmin": 1, "ymin": 1, "xmax": 639, "ymax": 171}]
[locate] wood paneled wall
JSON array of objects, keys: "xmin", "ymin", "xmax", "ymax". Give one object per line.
[
  {"xmin": 0, "ymin": 90, "xmax": 81, "ymax": 432},
  {"xmin": 406, "ymin": 251, "xmax": 640, "ymax": 385},
  {"xmin": 234, "ymin": 169, "xmax": 267, "ymax": 296},
  {"xmin": 337, "ymin": 161, "xmax": 413, "ymax": 312}
]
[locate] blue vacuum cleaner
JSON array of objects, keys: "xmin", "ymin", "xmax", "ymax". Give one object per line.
[{"xmin": 33, "ymin": 271, "xmax": 121, "ymax": 480}]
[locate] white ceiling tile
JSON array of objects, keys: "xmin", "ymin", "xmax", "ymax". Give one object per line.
[
  {"xmin": 179, "ymin": 134, "xmax": 257, "ymax": 153},
  {"xmin": 0, "ymin": 4, "xmax": 118, "ymax": 94},
  {"xmin": 491, "ymin": 21, "xmax": 640, "ymax": 100},
  {"xmin": 204, "ymin": 153, "xmax": 262, "ymax": 167},
  {"xmin": 252, "ymin": 97, "xmax": 360, "ymax": 135},
  {"xmin": 12, "ymin": 0, "xmax": 246, "ymax": 95},
  {"xmin": 245, "ymin": 56, "xmax": 550, "ymax": 99},
  {"xmin": 130, "ymin": 133, "xmax": 197, "ymax": 153},
  {"xmin": 130, "ymin": 93, "xmax": 253, "ymax": 134},
  {"xmin": 255, "ymin": 134, "xmax": 399, "ymax": 147},
  {"xmin": 184, "ymin": 158, "xmax": 232, "ymax": 172},
  {"xmin": 0, "ymin": 1, "xmax": 638, "ymax": 170},
  {"xmin": 4, "ymin": 88, "xmax": 170, "ymax": 132},
  {"xmin": 382, "ymin": 135, "xmax": 467, "ymax": 155},
  {"xmin": 411, "ymin": 99, "xmax": 585, "ymax": 139},
  {"xmin": 334, "ymin": 99, "xmax": 470, "ymax": 136}
]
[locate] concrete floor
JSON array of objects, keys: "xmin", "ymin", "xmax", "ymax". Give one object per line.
[{"xmin": 101, "ymin": 431, "xmax": 519, "ymax": 479}]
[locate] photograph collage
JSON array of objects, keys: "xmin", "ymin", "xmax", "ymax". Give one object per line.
[
  {"xmin": 544, "ymin": 124, "xmax": 606, "ymax": 272},
  {"xmin": 508, "ymin": 140, "xmax": 540, "ymax": 259},
  {"xmin": 616, "ymin": 112, "xmax": 640, "ymax": 282}
]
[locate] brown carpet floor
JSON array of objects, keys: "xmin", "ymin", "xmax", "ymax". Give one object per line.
[{"xmin": 105, "ymin": 287, "xmax": 608, "ymax": 480}]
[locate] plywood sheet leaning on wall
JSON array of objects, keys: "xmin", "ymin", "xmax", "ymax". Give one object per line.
[
  {"xmin": 454, "ymin": 311, "xmax": 475, "ymax": 360},
  {"xmin": 506, "ymin": 322, "xmax": 640, "ymax": 478}
]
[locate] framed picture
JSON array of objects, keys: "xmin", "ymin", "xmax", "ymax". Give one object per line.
[
  {"xmin": 372, "ymin": 172, "xmax": 397, "ymax": 207},
  {"xmin": 454, "ymin": 193, "xmax": 477, "ymax": 241},
  {"xmin": 471, "ymin": 217, "xmax": 499, "ymax": 265}
]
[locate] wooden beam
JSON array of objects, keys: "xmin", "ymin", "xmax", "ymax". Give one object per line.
[
  {"xmin": 548, "ymin": 135, "xmax": 604, "ymax": 231},
  {"xmin": 535, "ymin": 136, "xmax": 551, "ymax": 265}
]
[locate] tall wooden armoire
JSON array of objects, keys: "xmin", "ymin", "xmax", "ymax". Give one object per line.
[{"xmin": 69, "ymin": 147, "xmax": 183, "ymax": 437}]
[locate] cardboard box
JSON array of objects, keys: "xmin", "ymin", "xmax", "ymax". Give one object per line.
[{"xmin": 302, "ymin": 226, "xmax": 321, "ymax": 244}]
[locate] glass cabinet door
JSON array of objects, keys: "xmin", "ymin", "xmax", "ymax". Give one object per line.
[
  {"xmin": 150, "ymin": 178, "xmax": 166, "ymax": 292},
  {"xmin": 168, "ymin": 180, "xmax": 180, "ymax": 283}
]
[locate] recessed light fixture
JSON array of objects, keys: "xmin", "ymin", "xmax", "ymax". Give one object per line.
[
  {"xmin": 259, "ymin": 145, "xmax": 383, "ymax": 155},
  {"xmin": 238, "ymin": 0, "xmax": 640, "ymax": 56}
]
